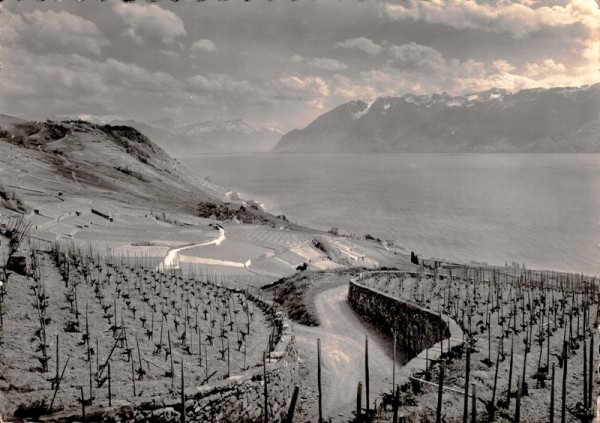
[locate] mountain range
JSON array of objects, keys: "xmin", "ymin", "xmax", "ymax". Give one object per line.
[
  {"xmin": 273, "ymin": 84, "xmax": 600, "ymax": 153},
  {"xmin": 108, "ymin": 118, "xmax": 282, "ymax": 154}
]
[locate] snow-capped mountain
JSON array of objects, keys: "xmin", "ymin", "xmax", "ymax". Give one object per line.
[
  {"xmin": 107, "ymin": 118, "xmax": 282, "ymax": 154},
  {"xmin": 273, "ymin": 84, "xmax": 600, "ymax": 153}
]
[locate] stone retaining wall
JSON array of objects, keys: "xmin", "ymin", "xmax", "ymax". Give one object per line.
[
  {"xmin": 348, "ymin": 277, "xmax": 463, "ymax": 384},
  {"xmin": 41, "ymin": 317, "xmax": 298, "ymax": 423}
]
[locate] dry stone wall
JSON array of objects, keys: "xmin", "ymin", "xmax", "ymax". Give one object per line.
[
  {"xmin": 348, "ymin": 279, "xmax": 450, "ymax": 356},
  {"xmin": 348, "ymin": 277, "xmax": 463, "ymax": 385}
]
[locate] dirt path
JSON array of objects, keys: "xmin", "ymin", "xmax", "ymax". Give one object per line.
[
  {"xmin": 294, "ymin": 284, "xmax": 396, "ymax": 422},
  {"xmin": 157, "ymin": 227, "xmax": 226, "ymax": 271}
]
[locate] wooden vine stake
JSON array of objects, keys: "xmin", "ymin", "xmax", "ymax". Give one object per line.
[
  {"xmin": 549, "ymin": 363, "xmax": 555, "ymax": 422},
  {"xmin": 49, "ymin": 354, "xmax": 71, "ymax": 411},
  {"xmin": 515, "ymin": 376, "xmax": 521, "ymax": 423},
  {"xmin": 263, "ymin": 351, "xmax": 269, "ymax": 423},
  {"xmin": 181, "ymin": 360, "xmax": 186, "ymax": 423},
  {"xmin": 108, "ymin": 361, "xmax": 112, "ymax": 407},
  {"xmin": 470, "ymin": 384, "xmax": 477, "ymax": 423},
  {"xmin": 317, "ymin": 338, "xmax": 323, "ymax": 423},
  {"xmin": 507, "ymin": 335, "xmax": 515, "ymax": 407},
  {"xmin": 436, "ymin": 361, "xmax": 445, "ymax": 423},
  {"xmin": 463, "ymin": 344, "xmax": 471, "ymax": 423},
  {"xmin": 584, "ymin": 335, "xmax": 587, "ymax": 410},
  {"xmin": 356, "ymin": 382, "xmax": 362, "ymax": 421},
  {"xmin": 560, "ymin": 341, "xmax": 567, "ymax": 423},
  {"xmin": 168, "ymin": 330, "xmax": 174, "ymax": 388},
  {"xmin": 393, "ymin": 385, "xmax": 400, "ymax": 423},
  {"xmin": 285, "ymin": 385, "xmax": 300, "ymax": 423},
  {"xmin": 80, "ymin": 386, "xmax": 86, "ymax": 423},
  {"xmin": 365, "ymin": 336, "xmax": 370, "ymax": 415},
  {"xmin": 588, "ymin": 331, "xmax": 594, "ymax": 409}
]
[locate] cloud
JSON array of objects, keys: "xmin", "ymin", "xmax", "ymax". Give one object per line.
[
  {"xmin": 113, "ymin": 3, "xmax": 186, "ymax": 45},
  {"xmin": 388, "ymin": 43, "xmax": 448, "ymax": 74},
  {"xmin": 279, "ymin": 76, "xmax": 330, "ymax": 97},
  {"xmin": 385, "ymin": 0, "xmax": 598, "ymax": 38},
  {"xmin": 321, "ymin": 37, "xmax": 600, "ymax": 110},
  {"xmin": 191, "ymin": 39, "xmax": 217, "ymax": 52},
  {"xmin": 0, "ymin": 46, "xmax": 193, "ymax": 121},
  {"xmin": 1, "ymin": 10, "xmax": 109, "ymax": 57},
  {"xmin": 335, "ymin": 37, "xmax": 383, "ymax": 55},
  {"xmin": 186, "ymin": 73, "xmax": 259, "ymax": 96},
  {"xmin": 290, "ymin": 55, "xmax": 348, "ymax": 71}
]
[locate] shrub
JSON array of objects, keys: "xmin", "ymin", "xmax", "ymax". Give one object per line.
[
  {"xmin": 0, "ymin": 184, "xmax": 28, "ymax": 213},
  {"xmin": 16, "ymin": 122, "xmax": 43, "ymax": 136}
]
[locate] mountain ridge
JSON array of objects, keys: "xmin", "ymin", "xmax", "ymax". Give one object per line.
[
  {"xmin": 110, "ymin": 117, "xmax": 282, "ymax": 154},
  {"xmin": 273, "ymin": 84, "xmax": 600, "ymax": 153}
]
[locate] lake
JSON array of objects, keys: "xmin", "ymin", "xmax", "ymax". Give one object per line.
[{"xmin": 178, "ymin": 153, "xmax": 600, "ymax": 275}]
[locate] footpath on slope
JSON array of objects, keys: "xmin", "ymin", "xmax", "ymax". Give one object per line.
[{"xmin": 293, "ymin": 283, "xmax": 402, "ymax": 422}]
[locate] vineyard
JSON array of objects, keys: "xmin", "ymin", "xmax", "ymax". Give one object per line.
[
  {"xmin": 248, "ymin": 257, "xmax": 296, "ymax": 279},
  {"xmin": 74, "ymin": 226, "xmax": 215, "ymax": 246},
  {"xmin": 0, "ymin": 235, "xmax": 279, "ymax": 420},
  {"xmin": 227, "ymin": 226, "xmax": 313, "ymax": 250},
  {"xmin": 180, "ymin": 240, "xmax": 274, "ymax": 264},
  {"xmin": 358, "ymin": 266, "xmax": 598, "ymax": 422},
  {"xmin": 274, "ymin": 250, "xmax": 306, "ymax": 268}
]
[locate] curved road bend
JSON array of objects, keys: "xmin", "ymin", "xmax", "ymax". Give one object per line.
[
  {"xmin": 293, "ymin": 284, "xmax": 401, "ymax": 422},
  {"xmin": 156, "ymin": 227, "xmax": 226, "ymax": 272}
]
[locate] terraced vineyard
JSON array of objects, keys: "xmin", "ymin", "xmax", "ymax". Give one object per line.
[
  {"xmin": 274, "ymin": 250, "xmax": 305, "ymax": 268},
  {"xmin": 226, "ymin": 226, "xmax": 312, "ymax": 250},
  {"xmin": 290, "ymin": 244, "xmax": 324, "ymax": 263},
  {"xmin": 248, "ymin": 257, "xmax": 295, "ymax": 279},
  {"xmin": 180, "ymin": 262, "xmax": 277, "ymax": 289},
  {"xmin": 180, "ymin": 240, "xmax": 273, "ymax": 264},
  {"xmin": 0, "ymin": 244, "xmax": 277, "ymax": 418},
  {"xmin": 359, "ymin": 267, "xmax": 600, "ymax": 422},
  {"xmin": 74, "ymin": 226, "xmax": 215, "ymax": 246}
]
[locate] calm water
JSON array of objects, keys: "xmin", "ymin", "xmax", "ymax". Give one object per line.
[{"xmin": 178, "ymin": 154, "xmax": 600, "ymax": 275}]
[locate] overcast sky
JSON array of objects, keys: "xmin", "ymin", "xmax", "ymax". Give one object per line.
[{"xmin": 1, "ymin": 0, "xmax": 598, "ymax": 131}]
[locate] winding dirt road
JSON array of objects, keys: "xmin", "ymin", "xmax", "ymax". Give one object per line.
[
  {"xmin": 294, "ymin": 283, "xmax": 400, "ymax": 422},
  {"xmin": 156, "ymin": 227, "xmax": 226, "ymax": 271}
]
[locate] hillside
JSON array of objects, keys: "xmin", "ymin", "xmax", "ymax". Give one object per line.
[
  {"xmin": 273, "ymin": 84, "xmax": 600, "ymax": 153},
  {"xmin": 0, "ymin": 119, "xmax": 220, "ymax": 212},
  {"xmin": 0, "ymin": 117, "xmax": 376, "ymax": 286}
]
